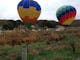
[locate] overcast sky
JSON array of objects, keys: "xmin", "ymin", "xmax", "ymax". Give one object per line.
[{"xmin": 0, "ymin": 0, "xmax": 80, "ymax": 21}]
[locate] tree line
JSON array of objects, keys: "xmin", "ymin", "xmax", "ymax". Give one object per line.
[{"xmin": 1, "ymin": 20, "xmax": 60, "ymax": 30}]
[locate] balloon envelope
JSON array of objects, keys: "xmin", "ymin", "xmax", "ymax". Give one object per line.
[
  {"xmin": 56, "ymin": 6, "xmax": 76, "ymax": 25},
  {"xmin": 17, "ymin": 0, "xmax": 41, "ymax": 24}
]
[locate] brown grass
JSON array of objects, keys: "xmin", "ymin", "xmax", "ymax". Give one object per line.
[{"xmin": 0, "ymin": 27, "xmax": 80, "ymax": 45}]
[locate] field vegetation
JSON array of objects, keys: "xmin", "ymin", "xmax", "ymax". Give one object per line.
[{"xmin": 0, "ymin": 27, "xmax": 80, "ymax": 60}]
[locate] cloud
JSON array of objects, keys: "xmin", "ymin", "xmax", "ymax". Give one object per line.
[{"xmin": 0, "ymin": 0, "xmax": 20, "ymax": 19}]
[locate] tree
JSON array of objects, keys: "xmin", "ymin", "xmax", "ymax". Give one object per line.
[
  {"xmin": 2, "ymin": 20, "xmax": 16, "ymax": 30},
  {"xmin": 16, "ymin": 20, "xmax": 23, "ymax": 27},
  {"xmin": 35, "ymin": 20, "xmax": 59, "ymax": 28}
]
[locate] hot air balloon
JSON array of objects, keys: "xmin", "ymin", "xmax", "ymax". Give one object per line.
[
  {"xmin": 17, "ymin": 0, "xmax": 41, "ymax": 27},
  {"xmin": 56, "ymin": 5, "xmax": 76, "ymax": 26}
]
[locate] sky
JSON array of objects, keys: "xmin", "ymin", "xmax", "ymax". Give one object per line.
[{"xmin": 0, "ymin": 0, "xmax": 80, "ymax": 21}]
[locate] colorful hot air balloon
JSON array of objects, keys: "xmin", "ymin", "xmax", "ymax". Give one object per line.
[
  {"xmin": 17, "ymin": 0, "xmax": 41, "ymax": 26},
  {"xmin": 56, "ymin": 5, "xmax": 76, "ymax": 25}
]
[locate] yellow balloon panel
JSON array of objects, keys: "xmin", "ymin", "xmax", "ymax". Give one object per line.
[
  {"xmin": 63, "ymin": 17, "xmax": 75, "ymax": 25},
  {"xmin": 18, "ymin": 6, "xmax": 41, "ymax": 19}
]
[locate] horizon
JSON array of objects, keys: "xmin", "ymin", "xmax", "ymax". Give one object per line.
[{"xmin": 0, "ymin": 18, "xmax": 80, "ymax": 22}]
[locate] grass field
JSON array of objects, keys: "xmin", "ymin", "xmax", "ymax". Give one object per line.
[
  {"xmin": 0, "ymin": 28, "xmax": 80, "ymax": 60},
  {"xmin": 0, "ymin": 40, "xmax": 80, "ymax": 60}
]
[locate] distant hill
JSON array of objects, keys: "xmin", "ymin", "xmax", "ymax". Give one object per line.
[
  {"xmin": 35, "ymin": 20, "xmax": 60, "ymax": 28},
  {"xmin": 0, "ymin": 19, "xmax": 23, "ymax": 30},
  {"xmin": 35, "ymin": 19, "xmax": 80, "ymax": 27},
  {"xmin": 0, "ymin": 19, "xmax": 80, "ymax": 29},
  {"xmin": 70, "ymin": 20, "xmax": 80, "ymax": 27},
  {"xmin": 0, "ymin": 20, "xmax": 9, "ymax": 26},
  {"xmin": 0, "ymin": 19, "xmax": 59, "ymax": 27},
  {"xmin": 0, "ymin": 19, "xmax": 23, "ymax": 26}
]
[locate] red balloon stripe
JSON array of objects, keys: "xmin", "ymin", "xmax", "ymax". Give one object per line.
[
  {"xmin": 59, "ymin": 10, "xmax": 76, "ymax": 24},
  {"xmin": 22, "ymin": 16, "xmax": 38, "ymax": 24},
  {"xmin": 72, "ymin": 10, "xmax": 76, "ymax": 17}
]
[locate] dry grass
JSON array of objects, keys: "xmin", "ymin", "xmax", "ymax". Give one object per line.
[
  {"xmin": 0, "ymin": 27, "xmax": 80, "ymax": 46},
  {"xmin": 0, "ymin": 29, "xmax": 40, "ymax": 45}
]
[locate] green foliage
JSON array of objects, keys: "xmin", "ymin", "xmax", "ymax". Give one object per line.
[
  {"xmin": 64, "ymin": 32, "xmax": 80, "ymax": 53},
  {"xmin": 27, "ymin": 47, "xmax": 80, "ymax": 60},
  {"xmin": 16, "ymin": 20, "xmax": 23, "ymax": 27},
  {"xmin": 0, "ymin": 45, "xmax": 22, "ymax": 60},
  {"xmin": 23, "ymin": 22, "xmax": 33, "ymax": 28},
  {"xmin": 2, "ymin": 20, "xmax": 16, "ymax": 30},
  {"xmin": 16, "ymin": 56, "xmax": 21, "ymax": 60},
  {"xmin": 2, "ymin": 20, "xmax": 23, "ymax": 30},
  {"xmin": 36, "ymin": 20, "xmax": 59, "ymax": 28},
  {"xmin": 0, "ymin": 42, "xmax": 79, "ymax": 60}
]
